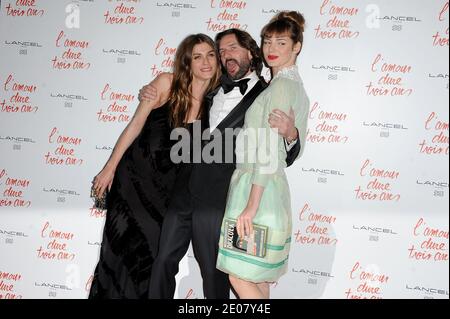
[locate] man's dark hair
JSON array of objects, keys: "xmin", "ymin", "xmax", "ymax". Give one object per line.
[{"xmin": 215, "ymin": 28, "xmax": 263, "ymax": 77}]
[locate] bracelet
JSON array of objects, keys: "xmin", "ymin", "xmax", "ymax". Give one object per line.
[
  {"xmin": 286, "ymin": 137, "xmax": 296, "ymax": 145},
  {"xmin": 286, "ymin": 128, "xmax": 298, "ymax": 144}
]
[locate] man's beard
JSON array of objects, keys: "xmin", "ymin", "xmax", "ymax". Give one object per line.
[{"xmin": 225, "ymin": 58, "xmax": 251, "ymax": 80}]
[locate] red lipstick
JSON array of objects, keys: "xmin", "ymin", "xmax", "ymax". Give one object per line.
[{"xmin": 267, "ymin": 55, "xmax": 278, "ymax": 60}]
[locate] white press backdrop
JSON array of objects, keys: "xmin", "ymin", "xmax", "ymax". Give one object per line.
[{"xmin": 0, "ymin": 0, "xmax": 448, "ymax": 299}]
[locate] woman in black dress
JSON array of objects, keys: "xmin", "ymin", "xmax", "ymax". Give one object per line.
[{"xmin": 89, "ymin": 34, "xmax": 220, "ymax": 299}]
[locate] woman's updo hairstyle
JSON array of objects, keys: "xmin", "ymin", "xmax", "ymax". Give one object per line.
[{"xmin": 261, "ymin": 10, "xmax": 306, "ymax": 53}]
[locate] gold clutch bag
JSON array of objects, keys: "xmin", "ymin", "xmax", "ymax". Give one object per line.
[{"xmin": 90, "ymin": 185, "xmax": 109, "ymax": 210}]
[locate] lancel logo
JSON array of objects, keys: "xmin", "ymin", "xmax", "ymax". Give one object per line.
[
  {"xmin": 353, "ymin": 225, "xmax": 398, "ymax": 235},
  {"xmin": 363, "ymin": 122, "xmax": 408, "ymax": 130},
  {"xmin": 5, "ymin": 40, "xmax": 43, "ymax": 48},
  {"xmin": 50, "ymin": 93, "xmax": 88, "ymax": 101},
  {"xmin": 312, "ymin": 64, "xmax": 356, "ymax": 81},
  {"xmin": 416, "ymin": 180, "xmax": 448, "ymax": 188},
  {"xmin": 0, "ymin": 229, "xmax": 29, "ymax": 238},
  {"xmin": 102, "ymin": 49, "xmax": 141, "ymax": 56},
  {"xmin": 376, "ymin": 15, "xmax": 422, "ymax": 32},
  {"xmin": 428, "ymin": 73, "xmax": 449, "ymax": 79},
  {"xmin": 262, "ymin": 9, "xmax": 283, "ymax": 14},
  {"xmin": 34, "ymin": 282, "xmax": 72, "ymax": 291},
  {"xmin": 0, "ymin": 136, "xmax": 36, "ymax": 143},
  {"xmin": 312, "ymin": 65, "xmax": 356, "ymax": 72},
  {"xmin": 42, "ymin": 188, "xmax": 80, "ymax": 196},
  {"xmin": 96, "ymin": 145, "xmax": 113, "ymax": 151},
  {"xmin": 292, "ymin": 268, "xmax": 334, "ymax": 278},
  {"xmin": 377, "ymin": 16, "xmax": 422, "ymax": 22},
  {"xmin": 156, "ymin": 3, "xmax": 197, "ymax": 9},
  {"xmin": 428, "ymin": 73, "xmax": 449, "ymax": 89},
  {"xmin": 302, "ymin": 167, "xmax": 345, "ymax": 176},
  {"xmin": 406, "ymin": 284, "xmax": 449, "ymax": 297}
]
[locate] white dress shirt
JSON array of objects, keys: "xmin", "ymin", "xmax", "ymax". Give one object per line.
[
  {"xmin": 209, "ymin": 71, "xmax": 297, "ymax": 150},
  {"xmin": 209, "ymin": 71, "xmax": 259, "ymax": 131}
]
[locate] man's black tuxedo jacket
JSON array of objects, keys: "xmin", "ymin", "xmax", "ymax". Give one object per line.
[{"xmin": 180, "ymin": 78, "xmax": 301, "ymax": 211}]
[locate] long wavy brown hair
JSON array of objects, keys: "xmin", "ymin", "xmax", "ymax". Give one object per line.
[{"xmin": 169, "ymin": 34, "xmax": 221, "ymax": 128}]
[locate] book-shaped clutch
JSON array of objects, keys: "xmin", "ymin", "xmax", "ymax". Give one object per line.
[{"xmin": 223, "ymin": 218, "xmax": 268, "ymax": 258}]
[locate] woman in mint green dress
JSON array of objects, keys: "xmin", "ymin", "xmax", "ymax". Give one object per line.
[{"xmin": 216, "ymin": 11, "xmax": 310, "ymax": 299}]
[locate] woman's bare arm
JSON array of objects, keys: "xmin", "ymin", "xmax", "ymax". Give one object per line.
[{"xmin": 93, "ymin": 73, "xmax": 173, "ymax": 197}]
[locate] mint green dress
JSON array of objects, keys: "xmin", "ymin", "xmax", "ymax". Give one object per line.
[{"xmin": 216, "ymin": 66, "xmax": 310, "ymax": 283}]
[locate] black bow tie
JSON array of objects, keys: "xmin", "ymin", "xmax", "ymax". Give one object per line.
[{"xmin": 221, "ymin": 78, "xmax": 250, "ymax": 95}]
